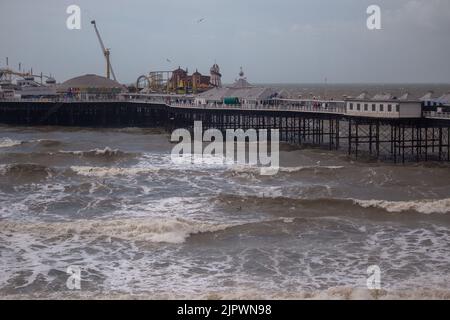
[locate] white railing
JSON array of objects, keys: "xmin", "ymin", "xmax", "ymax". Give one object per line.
[
  {"xmin": 0, "ymin": 98, "xmax": 128, "ymax": 103},
  {"xmin": 0, "ymin": 97, "xmax": 348, "ymax": 115},
  {"xmin": 423, "ymin": 111, "xmax": 450, "ymax": 119},
  {"xmin": 170, "ymin": 102, "xmax": 346, "ymax": 114},
  {"xmin": 346, "ymin": 110, "xmax": 404, "ymax": 118}
]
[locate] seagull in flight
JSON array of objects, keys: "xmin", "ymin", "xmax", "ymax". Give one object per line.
[
  {"xmin": 166, "ymin": 58, "xmax": 172, "ymax": 63},
  {"xmin": 197, "ymin": 18, "xmax": 205, "ymax": 23}
]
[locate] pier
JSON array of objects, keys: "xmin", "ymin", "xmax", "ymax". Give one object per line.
[{"xmin": 0, "ymin": 99, "xmax": 450, "ymax": 163}]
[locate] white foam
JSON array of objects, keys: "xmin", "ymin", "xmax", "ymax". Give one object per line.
[
  {"xmin": 70, "ymin": 166, "xmax": 160, "ymax": 177},
  {"xmin": 171, "ymin": 153, "xmax": 233, "ymax": 167},
  {"xmin": 354, "ymin": 198, "xmax": 450, "ymax": 214},
  {"xmin": 282, "ymin": 217, "xmax": 295, "ymax": 223},
  {"xmin": 0, "ymin": 138, "xmax": 22, "ymax": 148},
  {"xmin": 60, "ymin": 147, "xmax": 124, "ymax": 156},
  {"xmin": 0, "ymin": 217, "xmax": 232, "ymax": 244},
  {"xmin": 279, "ymin": 166, "xmax": 345, "ymax": 173},
  {"xmin": 229, "ymin": 165, "xmax": 345, "ymax": 175}
]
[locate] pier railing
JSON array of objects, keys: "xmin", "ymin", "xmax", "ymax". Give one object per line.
[
  {"xmin": 6, "ymin": 98, "xmax": 450, "ymax": 121},
  {"xmin": 0, "ymin": 98, "xmax": 129, "ymax": 103},
  {"xmin": 0, "ymin": 97, "xmax": 346, "ymax": 114},
  {"xmin": 170, "ymin": 102, "xmax": 346, "ymax": 114},
  {"xmin": 423, "ymin": 111, "xmax": 450, "ymax": 119}
]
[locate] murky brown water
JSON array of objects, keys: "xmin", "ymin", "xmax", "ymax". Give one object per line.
[{"xmin": 1, "ymin": 118, "xmax": 450, "ymax": 299}]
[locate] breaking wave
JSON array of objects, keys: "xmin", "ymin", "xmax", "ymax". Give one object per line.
[
  {"xmin": 0, "ymin": 217, "xmax": 233, "ymax": 244},
  {"xmin": 279, "ymin": 165, "xmax": 345, "ymax": 173},
  {"xmin": 59, "ymin": 147, "xmax": 136, "ymax": 159},
  {"xmin": 69, "ymin": 165, "xmax": 160, "ymax": 177},
  {"xmin": 69, "ymin": 164, "xmax": 345, "ymax": 178},
  {"xmin": 354, "ymin": 198, "xmax": 450, "ymax": 215},
  {"xmin": 0, "ymin": 138, "xmax": 22, "ymax": 148},
  {"xmin": 0, "ymin": 138, "xmax": 65, "ymax": 148},
  {"xmin": 227, "ymin": 165, "xmax": 345, "ymax": 176},
  {"xmin": 214, "ymin": 194, "xmax": 450, "ymax": 215}
]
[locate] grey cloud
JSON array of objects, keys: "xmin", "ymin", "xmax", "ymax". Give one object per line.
[{"xmin": 0, "ymin": 0, "xmax": 449, "ymax": 84}]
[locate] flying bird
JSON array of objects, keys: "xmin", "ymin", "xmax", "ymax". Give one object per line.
[
  {"xmin": 197, "ymin": 18, "xmax": 205, "ymax": 23},
  {"xmin": 166, "ymin": 58, "xmax": 172, "ymax": 63}
]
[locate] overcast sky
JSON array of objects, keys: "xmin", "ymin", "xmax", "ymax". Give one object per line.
[{"xmin": 1, "ymin": 0, "xmax": 450, "ymax": 84}]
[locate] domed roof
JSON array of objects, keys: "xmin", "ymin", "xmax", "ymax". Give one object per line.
[
  {"xmin": 58, "ymin": 74, "xmax": 124, "ymax": 91},
  {"xmin": 210, "ymin": 63, "xmax": 220, "ymax": 73},
  {"xmin": 231, "ymin": 78, "xmax": 252, "ymax": 88},
  {"xmin": 231, "ymin": 67, "xmax": 251, "ymax": 88}
]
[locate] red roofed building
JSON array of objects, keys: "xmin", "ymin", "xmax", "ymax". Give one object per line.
[{"xmin": 168, "ymin": 64, "xmax": 221, "ymax": 94}]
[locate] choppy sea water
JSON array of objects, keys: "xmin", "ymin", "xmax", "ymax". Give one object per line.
[{"xmin": 1, "ymin": 125, "xmax": 450, "ymax": 300}]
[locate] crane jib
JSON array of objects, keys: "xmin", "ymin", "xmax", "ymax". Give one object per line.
[{"xmin": 91, "ymin": 20, "xmax": 117, "ymax": 82}]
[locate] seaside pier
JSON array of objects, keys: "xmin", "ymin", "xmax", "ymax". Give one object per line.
[
  {"xmin": 346, "ymin": 117, "xmax": 450, "ymax": 162},
  {"xmin": 0, "ymin": 99, "xmax": 450, "ymax": 163},
  {"xmin": 167, "ymin": 103, "xmax": 450, "ymax": 163}
]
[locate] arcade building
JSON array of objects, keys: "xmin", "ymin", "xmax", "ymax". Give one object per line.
[{"xmin": 168, "ymin": 63, "xmax": 222, "ymax": 94}]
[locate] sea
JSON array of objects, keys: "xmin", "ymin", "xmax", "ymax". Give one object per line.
[{"xmin": 1, "ymin": 84, "xmax": 450, "ymax": 300}]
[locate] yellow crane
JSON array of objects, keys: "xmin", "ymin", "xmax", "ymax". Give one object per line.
[{"xmin": 91, "ymin": 20, "xmax": 117, "ymax": 81}]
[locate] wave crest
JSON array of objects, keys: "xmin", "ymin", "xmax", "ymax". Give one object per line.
[
  {"xmin": 279, "ymin": 165, "xmax": 345, "ymax": 173},
  {"xmin": 229, "ymin": 165, "xmax": 344, "ymax": 173},
  {"xmin": 0, "ymin": 138, "xmax": 22, "ymax": 148},
  {"xmin": 354, "ymin": 198, "xmax": 450, "ymax": 214},
  {"xmin": 0, "ymin": 217, "xmax": 232, "ymax": 244},
  {"xmin": 60, "ymin": 147, "xmax": 135, "ymax": 159},
  {"xmin": 70, "ymin": 166, "xmax": 160, "ymax": 177},
  {"xmin": 215, "ymin": 194, "xmax": 450, "ymax": 215}
]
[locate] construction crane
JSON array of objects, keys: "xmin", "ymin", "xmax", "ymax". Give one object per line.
[{"xmin": 91, "ymin": 20, "xmax": 117, "ymax": 81}]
